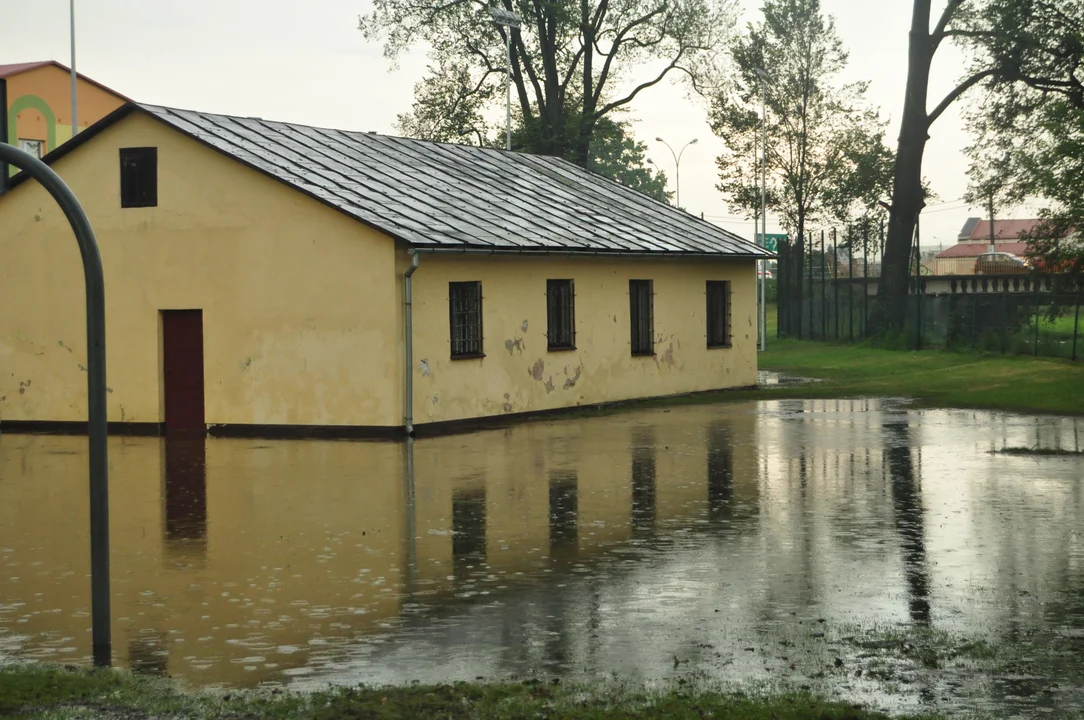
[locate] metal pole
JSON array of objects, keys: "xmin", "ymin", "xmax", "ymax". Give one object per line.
[
  {"xmin": 915, "ymin": 215, "xmax": 922, "ymax": 350},
  {"xmin": 753, "ymin": 131, "xmax": 760, "ymax": 349},
  {"xmin": 808, "ymin": 230, "xmax": 814, "ymax": 337},
  {"xmin": 1034, "ymin": 282, "xmax": 1040, "ymax": 356},
  {"xmin": 505, "ymin": 29, "xmax": 511, "ymax": 151},
  {"xmin": 0, "ymin": 143, "xmax": 109, "ymax": 665},
  {"xmin": 863, "ymin": 229, "xmax": 869, "ymax": 340},
  {"xmin": 849, "ymin": 228, "xmax": 854, "ymax": 343},
  {"xmin": 759, "ymin": 79, "xmax": 767, "ymax": 352},
  {"xmin": 833, "ymin": 229, "xmax": 839, "ymax": 341},
  {"xmin": 1072, "ymin": 289, "xmax": 1081, "ymax": 361},
  {"xmin": 821, "ymin": 229, "xmax": 826, "ymax": 340},
  {"xmin": 70, "ymin": 0, "xmax": 78, "ymax": 136}
]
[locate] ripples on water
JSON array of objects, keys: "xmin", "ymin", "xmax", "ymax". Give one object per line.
[{"xmin": 1, "ymin": 399, "xmax": 1082, "ymax": 717}]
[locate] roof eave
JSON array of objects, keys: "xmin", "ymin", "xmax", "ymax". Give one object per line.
[{"xmin": 408, "ymin": 245, "xmax": 774, "ymax": 260}]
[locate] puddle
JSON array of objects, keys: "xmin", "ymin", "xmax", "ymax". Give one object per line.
[{"xmin": 1, "ymin": 399, "xmax": 1083, "ymax": 718}]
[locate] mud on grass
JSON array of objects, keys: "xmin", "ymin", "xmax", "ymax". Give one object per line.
[{"xmin": 0, "ymin": 663, "xmax": 952, "ymax": 720}]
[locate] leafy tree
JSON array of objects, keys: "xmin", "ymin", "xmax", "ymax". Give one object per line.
[
  {"xmin": 876, "ymin": 0, "xmax": 1084, "ymax": 332},
  {"xmin": 583, "ymin": 117, "xmax": 672, "ymax": 202},
  {"xmin": 709, "ymin": 0, "xmax": 893, "ymax": 335},
  {"xmin": 964, "ymin": 0, "xmax": 1084, "ymax": 288},
  {"xmin": 359, "ymin": 0, "xmax": 736, "ymax": 167},
  {"xmin": 517, "ymin": 110, "xmax": 672, "ymax": 200}
]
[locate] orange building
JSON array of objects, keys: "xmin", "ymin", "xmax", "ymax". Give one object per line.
[{"xmin": 1, "ymin": 60, "xmax": 127, "ymax": 172}]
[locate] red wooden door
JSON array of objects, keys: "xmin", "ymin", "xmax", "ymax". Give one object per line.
[{"xmin": 162, "ymin": 310, "xmax": 206, "ymax": 435}]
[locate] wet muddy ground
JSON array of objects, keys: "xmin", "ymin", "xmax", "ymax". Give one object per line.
[{"xmin": 2, "ymin": 399, "xmax": 1082, "ymax": 717}]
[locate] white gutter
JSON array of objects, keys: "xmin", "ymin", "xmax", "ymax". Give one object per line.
[{"xmin": 403, "ymin": 251, "xmax": 420, "ymax": 435}]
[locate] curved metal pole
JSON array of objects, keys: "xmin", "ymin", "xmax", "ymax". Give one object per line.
[{"xmin": 0, "ymin": 143, "xmax": 110, "ymax": 666}]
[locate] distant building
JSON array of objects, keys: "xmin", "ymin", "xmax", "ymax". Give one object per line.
[
  {"xmin": 931, "ymin": 217, "xmax": 1042, "ymax": 275},
  {"xmin": 0, "ymin": 103, "xmax": 770, "ymax": 437},
  {"xmin": 1, "ymin": 60, "xmax": 127, "ymax": 174}
]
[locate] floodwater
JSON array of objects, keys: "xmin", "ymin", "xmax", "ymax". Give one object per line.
[{"xmin": 2, "ymin": 399, "xmax": 1083, "ymax": 717}]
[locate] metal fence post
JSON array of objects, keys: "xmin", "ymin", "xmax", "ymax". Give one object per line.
[
  {"xmin": 833, "ymin": 229, "xmax": 839, "ymax": 341},
  {"xmin": 862, "ymin": 229, "xmax": 869, "ymax": 340},
  {"xmin": 808, "ymin": 230, "xmax": 814, "ymax": 340},
  {"xmin": 0, "ymin": 143, "xmax": 111, "ymax": 666},
  {"xmin": 1073, "ymin": 288, "xmax": 1081, "ymax": 361},
  {"xmin": 849, "ymin": 228, "xmax": 855, "ymax": 343},
  {"xmin": 820, "ymin": 230, "xmax": 826, "ymax": 340},
  {"xmin": 1000, "ymin": 291, "xmax": 1008, "ymax": 354},
  {"xmin": 1033, "ymin": 283, "xmax": 1041, "ymax": 356},
  {"xmin": 971, "ymin": 294, "xmax": 977, "ymax": 351}
]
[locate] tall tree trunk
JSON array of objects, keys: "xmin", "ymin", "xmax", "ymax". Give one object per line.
[{"xmin": 875, "ymin": 1, "xmax": 934, "ymax": 332}]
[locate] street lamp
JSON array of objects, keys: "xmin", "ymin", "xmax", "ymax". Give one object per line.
[
  {"xmin": 754, "ymin": 67, "xmax": 769, "ymax": 351},
  {"xmin": 489, "ymin": 6, "xmax": 522, "ymax": 151},
  {"xmin": 654, "ymin": 137, "xmax": 697, "ymax": 207}
]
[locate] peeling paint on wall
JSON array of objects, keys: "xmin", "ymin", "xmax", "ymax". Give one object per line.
[
  {"xmin": 520, "ymin": 319, "xmax": 528, "ymax": 332},
  {"xmin": 562, "ymin": 365, "xmax": 582, "ymax": 390},
  {"xmin": 419, "ymin": 359, "xmax": 431, "ymax": 377},
  {"xmin": 544, "ymin": 378, "xmax": 555, "ymax": 394},
  {"xmin": 504, "ymin": 337, "xmax": 524, "ymax": 355},
  {"xmin": 529, "ymin": 359, "xmax": 544, "ymax": 381},
  {"xmin": 239, "ymin": 357, "xmax": 252, "ymax": 371},
  {"xmin": 660, "ymin": 344, "xmax": 675, "ymax": 368},
  {"xmin": 502, "ymin": 392, "xmax": 514, "ymax": 412}
]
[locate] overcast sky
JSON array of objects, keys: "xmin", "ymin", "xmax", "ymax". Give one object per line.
[{"xmin": 1, "ymin": 0, "xmax": 1037, "ymax": 250}]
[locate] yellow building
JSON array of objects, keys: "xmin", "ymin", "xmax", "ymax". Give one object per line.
[
  {"xmin": 0, "ymin": 103, "xmax": 770, "ymax": 437},
  {"xmin": 1, "ymin": 60, "xmax": 127, "ymax": 173}
]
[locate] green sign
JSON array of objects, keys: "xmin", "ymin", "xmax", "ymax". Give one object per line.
[{"xmin": 756, "ymin": 233, "xmax": 787, "ymax": 252}]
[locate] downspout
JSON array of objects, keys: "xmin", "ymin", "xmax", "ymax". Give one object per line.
[{"xmin": 403, "ymin": 251, "xmax": 420, "ymax": 435}]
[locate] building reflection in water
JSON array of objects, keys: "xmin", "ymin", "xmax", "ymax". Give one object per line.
[
  {"xmin": 451, "ymin": 482, "xmax": 486, "ymax": 578},
  {"xmin": 707, "ymin": 420, "xmax": 734, "ymax": 523},
  {"xmin": 884, "ymin": 416, "xmax": 931, "ymax": 625},
  {"xmin": 27, "ymin": 400, "xmax": 1077, "ymax": 693},
  {"xmin": 549, "ymin": 472, "xmax": 578, "ymax": 556},
  {"xmin": 161, "ymin": 437, "xmax": 208, "ymax": 565},
  {"xmin": 630, "ymin": 428, "xmax": 657, "ymax": 533}
]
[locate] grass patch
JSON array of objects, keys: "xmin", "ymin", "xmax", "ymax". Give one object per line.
[
  {"xmin": 753, "ymin": 302, "xmax": 1084, "ymax": 416},
  {"xmin": 991, "ymin": 446, "xmax": 1084, "ymax": 456},
  {"xmin": 0, "ymin": 663, "xmax": 953, "ymax": 720}
]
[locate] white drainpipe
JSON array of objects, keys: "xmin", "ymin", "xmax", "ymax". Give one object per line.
[{"xmin": 403, "ymin": 251, "xmax": 420, "ymax": 435}]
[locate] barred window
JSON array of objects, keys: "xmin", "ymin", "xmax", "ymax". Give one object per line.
[
  {"xmin": 449, "ymin": 281, "xmax": 483, "ymax": 358},
  {"xmin": 706, "ymin": 281, "xmax": 731, "ymax": 348},
  {"xmin": 629, "ymin": 279, "xmax": 654, "ymax": 356},
  {"xmin": 546, "ymin": 279, "xmax": 576, "ymax": 350}
]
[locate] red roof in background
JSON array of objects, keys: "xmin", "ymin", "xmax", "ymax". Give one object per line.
[
  {"xmin": 968, "ymin": 219, "xmax": 1041, "ymax": 241},
  {"xmin": 936, "ymin": 241, "xmax": 1029, "ymax": 259},
  {"xmin": 0, "ymin": 60, "xmax": 129, "ymax": 100},
  {"xmin": 0, "ymin": 61, "xmax": 53, "ymax": 78}
]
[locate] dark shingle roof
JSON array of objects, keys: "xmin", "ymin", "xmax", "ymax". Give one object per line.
[{"xmin": 137, "ymin": 104, "xmax": 767, "ymax": 258}]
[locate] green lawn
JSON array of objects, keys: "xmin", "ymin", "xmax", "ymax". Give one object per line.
[
  {"xmin": 0, "ymin": 663, "xmax": 950, "ymax": 720},
  {"xmin": 756, "ymin": 304, "xmax": 1084, "ymax": 415}
]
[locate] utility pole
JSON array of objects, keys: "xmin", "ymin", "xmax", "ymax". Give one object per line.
[
  {"xmin": 988, "ymin": 195, "xmax": 996, "ymax": 253},
  {"xmin": 756, "ymin": 67, "xmax": 769, "ymax": 352},
  {"xmin": 70, "ymin": 0, "xmax": 78, "ymax": 136}
]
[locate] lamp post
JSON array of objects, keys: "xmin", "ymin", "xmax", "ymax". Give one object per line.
[
  {"xmin": 654, "ymin": 137, "xmax": 697, "ymax": 208},
  {"xmin": 754, "ymin": 67, "xmax": 769, "ymax": 351},
  {"xmin": 70, "ymin": 0, "xmax": 78, "ymax": 136},
  {"xmin": 489, "ymin": 7, "xmax": 522, "ymax": 151}
]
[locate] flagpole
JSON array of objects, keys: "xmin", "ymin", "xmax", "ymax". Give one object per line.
[{"xmin": 70, "ymin": 0, "xmax": 78, "ymax": 137}]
